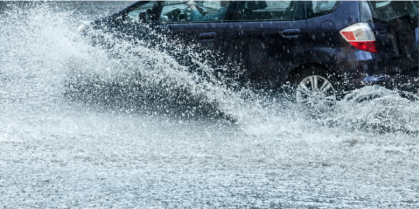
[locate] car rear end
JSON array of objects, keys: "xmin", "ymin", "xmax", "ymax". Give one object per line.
[{"xmin": 339, "ymin": 1, "xmax": 418, "ymax": 92}]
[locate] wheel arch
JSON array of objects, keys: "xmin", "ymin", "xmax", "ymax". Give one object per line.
[{"xmin": 286, "ymin": 63, "xmax": 341, "ymax": 83}]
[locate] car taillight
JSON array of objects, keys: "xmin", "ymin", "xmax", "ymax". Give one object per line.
[{"xmin": 340, "ymin": 23, "xmax": 377, "ymax": 53}]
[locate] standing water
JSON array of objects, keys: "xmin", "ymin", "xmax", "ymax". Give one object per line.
[{"xmin": 0, "ymin": 2, "xmax": 418, "ymax": 208}]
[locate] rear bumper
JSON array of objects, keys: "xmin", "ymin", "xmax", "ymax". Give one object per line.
[
  {"xmin": 362, "ymin": 70, "xmax": 419, "ymax": 92},
  {"xmin": 339, "ymin": 48, "xmax": 419, "ymax": 92}
]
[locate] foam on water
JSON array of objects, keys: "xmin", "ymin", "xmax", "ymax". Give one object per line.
[{"xmin": 0, "ymin": 2, "xmax": 418, "ymax": 208}]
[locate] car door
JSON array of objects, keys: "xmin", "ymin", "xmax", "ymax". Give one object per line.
[
  {"xmin": 155, "ymin": 1, "xmax": 234, "ymax": 70},
  {"xmin": 224, "ymin": 1, "xmax": 307, "ymax": 87}
]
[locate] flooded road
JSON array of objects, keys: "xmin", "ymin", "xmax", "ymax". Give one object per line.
[{"xmin": 0, "ymin": 2, "xmax": 418, "ymax": 208}]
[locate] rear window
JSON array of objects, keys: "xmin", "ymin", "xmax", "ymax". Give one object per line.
[{"xmin": 367, "ymin": 1, "xmax": 417, "ymax": 22}]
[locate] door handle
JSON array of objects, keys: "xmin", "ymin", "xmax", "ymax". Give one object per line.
[
  {"xmin": 199, "ymin": 32, "xmax": 217, "ymax": 41},
  {"xmin": 281, "ymin": 29, "xmax": 300, "ymax": 38}
]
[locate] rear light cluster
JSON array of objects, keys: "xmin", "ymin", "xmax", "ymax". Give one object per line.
[{"xmin": 340, "ymin": 23, "xmax": 377, "ymax": 53}]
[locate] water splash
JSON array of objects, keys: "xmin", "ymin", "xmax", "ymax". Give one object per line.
[
  {"xmin": 0, "ymin": 2, "xmax": 418, "ymax": 207},
  {"xmin": 1, "ymin": 2, "xmax": 418, "ymax": 134}
]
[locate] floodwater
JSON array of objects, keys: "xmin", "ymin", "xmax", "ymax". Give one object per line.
[{"xmin": 0, "ymin": 2, "xmax": 418, "ymax": 208}]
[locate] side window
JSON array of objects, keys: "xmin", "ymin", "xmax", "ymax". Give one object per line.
[
  {"xmin": 124, "ymin": 1, "xmax": 155, "ymax": 23},
  {"xmin": 192, "ymin": 1, "xmax": 230, "ymax": 22},
  {"xmin": 306, "ymin": 1, "xmax": 339, "ymax": 19},
  {"xmin": 234, "ymin": 1, "xmax": 303, "ymax": 21},
  {"xmin": 159, "ymin": 1, "xmax": 231, "ymax": 23}
]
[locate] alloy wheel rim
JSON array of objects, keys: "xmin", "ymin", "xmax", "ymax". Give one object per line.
[{"xmin": 296, "ymin": 75, "xmax": 336, "ymax": 107}]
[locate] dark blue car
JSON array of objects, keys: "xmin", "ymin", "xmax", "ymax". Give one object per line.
[{"xmin": 79, "ymin": 1, "xmax": 419, "ymax": 107}]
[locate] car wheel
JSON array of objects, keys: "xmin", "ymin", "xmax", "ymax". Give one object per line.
[{"xmin": 292, "ymin": 68, "xmax": 338, "ymax": 110}]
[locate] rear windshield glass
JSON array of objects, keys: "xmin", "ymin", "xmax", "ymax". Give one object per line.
[{"xmin": 367, "ymin": 1, "xmax": 417, "ymax": 22}]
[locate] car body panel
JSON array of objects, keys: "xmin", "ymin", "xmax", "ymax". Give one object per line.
[
  {"xmin": 224, "ymin": 20, "xmax": 308, "ymax": 86},
  {"xmin": 80, "ymin": 0, "xmax": 419, "ymax": 92}
]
